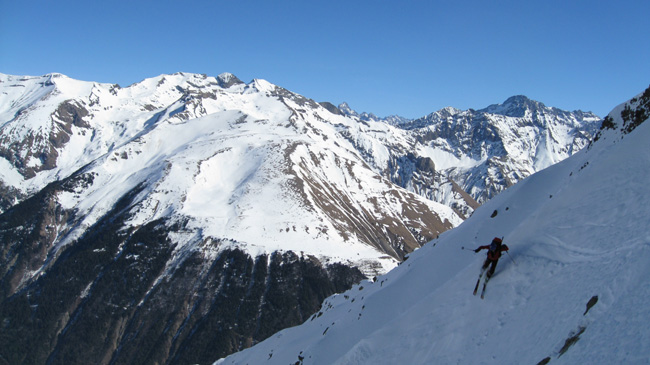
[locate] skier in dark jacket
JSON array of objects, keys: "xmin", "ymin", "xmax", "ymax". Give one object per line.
[{"xmin": 475, "ymin": 237, "xmax": 509, "ymax": 278}]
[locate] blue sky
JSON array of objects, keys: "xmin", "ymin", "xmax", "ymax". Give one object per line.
[{"xmin": 1, "ymin": 0, "xmax": 648, "ymax": 118}]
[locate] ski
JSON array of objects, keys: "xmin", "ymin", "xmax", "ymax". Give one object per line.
[
  {"xmin": 473, "ymin": 269, "xmax": 485, "ymax": 295},
  {"xmin": 480, "ymin": 276, "xmax": 489, "ymax": 299}
]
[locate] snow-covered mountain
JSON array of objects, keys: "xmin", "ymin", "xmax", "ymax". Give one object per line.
[
  {"xmin": 0, "ymin": 73, "xmax": 598, "ymax": 222},
  {"xmin": 0, "ymin": 72, "xmax": 462, "ymax": 364},
  {"xmin": 391, "ymin": 96, "xmax": 600, "ymax": 204},
  {"xmin": 336, "ymin": 97, "xmax": 599, "ymax": 216},
  {"xmin": 0, "ymin": 71, "xmax": 604, "ymax": 364},
  {"xmin": 0, "ymin": 72, "xmax": 461, "ymax": 271},
  {"xmin": 337, "ymin": 102, "xmax": 411, "ymax": 126},
  {"xmin": 216, "ymin": 86, "xmax": 650, "ymax": 364}
]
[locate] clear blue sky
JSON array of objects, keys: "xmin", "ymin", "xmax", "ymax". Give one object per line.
[{"xmin": 1, "ymin": 0, "xmax": 649, "ymax": 118}]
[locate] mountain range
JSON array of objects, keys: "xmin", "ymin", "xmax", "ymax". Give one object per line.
[
  {"xmin": 0, "ymin": 71, "xmax": 602, "ymax": 364},
  {"xmin": 339, "ymin": 95, "xmax": 601, "ymax": 204}
]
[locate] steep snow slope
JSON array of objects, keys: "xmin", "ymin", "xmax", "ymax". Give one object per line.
[{"xmin": 216, "ymin": 89, "xmax": 650, "ymax": 364}]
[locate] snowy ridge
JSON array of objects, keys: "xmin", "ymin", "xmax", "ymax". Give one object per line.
[
  {"xmin": 0, "ymin": 72, "xmax": 465, "ymax": 277},
  {"xmin": 404, "ymin": 96, "xmax": 601, "ymax": 203},
  {"xmin": 216, "ymin": 87, "xmax": 650, "ymax": 364},
  {"xmin": 0, "ymin": 73, "xmax": 597, "ymax": 225},
  {"xmin": 337, "ymin": 102, "xmax": 411, "ymax": 126},
  {"xmin": 0, "ymin": 72, "xmax": 602, "ymax": 277},
  {"xmin": 336, "ymin": 97, "xmax": 599, "ymax": 208}
]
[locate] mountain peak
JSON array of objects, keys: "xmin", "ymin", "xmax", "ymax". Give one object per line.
[
  {"xmin": 482, "ymin": 95, "xmax": 546, "ymax": 117},
  {"xmin": 338, "ymin": 102, "xmax": 357, "ymax": 117},
  {"xmin": 503, "ymin": 94, "xmax": 534, "ymax": 105},
  {"xmin": 438, "ymin": 106, "xmax": 463, "ymax": 116},
  {"xmin": 337, "ymin": 102, "xmax": 375, "ymax": 119},
  {"xmin": 216, "ymin": 72, "xmax": 244, "ymax": 88},
  {"xmin": 245, "ymin": 78, "xmax": 277, "ymax": 93},
  {"xmin": 336, "ymin": 102, "xmax": 410, "ymax": 125},
  {"xmin": 46, "ymin": 72, "xmax": 67, "ymax": 79}
]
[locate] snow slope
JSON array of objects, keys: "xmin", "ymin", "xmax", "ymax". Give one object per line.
[{"xmin": 215, "ymin": 89, "xmax": 650, "ymax": 364}]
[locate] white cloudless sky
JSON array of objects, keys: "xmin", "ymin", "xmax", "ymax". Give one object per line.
[{"xmin": 1, "ymin": 0, "xmax": 648, "ymax": 118}]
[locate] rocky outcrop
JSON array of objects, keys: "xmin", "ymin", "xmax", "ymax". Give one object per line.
[{"xmin": 0, "ymin": 99, "xmax": 91, "ymax": 180}]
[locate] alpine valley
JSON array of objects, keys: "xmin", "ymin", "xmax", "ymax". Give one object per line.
[{"xmin": 0, "ymin": 72, "xmax": 600, "ymax": 364}]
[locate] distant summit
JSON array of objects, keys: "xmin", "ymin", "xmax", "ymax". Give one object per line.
[
  {"xmin": 482, "ymin": 95, "xmax": 543, "ymax": 117},
  {"xmin": 354, "ymin": 95, "xmax": 602, "ymax": 204},
  {"xmin": 216, "ymin": 72, "xmax": 244, "ymax": 88},
  {"xmin": 337, "ymin": 102, "xmax": 411, "ymax": 126},
  {"xmin": 480, "ymin": 95, "xmax": 588, "ymax": 119}
]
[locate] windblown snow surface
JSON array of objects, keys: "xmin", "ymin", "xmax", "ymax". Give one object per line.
[{"xmin": 215, "ymin": 92, "xmax": 650, "ymax": 364}]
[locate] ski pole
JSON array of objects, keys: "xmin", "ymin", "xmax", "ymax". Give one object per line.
[
  {"xmin": 506, "ymin": 251, "xmax": 517, "ymax": 266},
  {"xmin": 461, "ymin": 246, "xmax": 476, "ymax": 253}
]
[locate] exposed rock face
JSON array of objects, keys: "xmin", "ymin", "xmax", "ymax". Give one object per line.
[
  {"xmin": 0, "ymin": 181, "xmax": 24, "ymax": 214},
  {"xmin": 596, "ymin": 85, "xmax": 650, "ymax": 137},
  {"xmin": 0, "ymin": 96, "xmax": 91, "ymax": 179}
]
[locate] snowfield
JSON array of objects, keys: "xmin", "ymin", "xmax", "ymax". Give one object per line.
[{"xmin": 215, "ymin": 90, "xmax": 650, "ymax": 364}]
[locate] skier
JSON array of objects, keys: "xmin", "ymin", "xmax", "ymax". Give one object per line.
[{"xmin": 475, "ymin": 237, "xmax": 509, "ymax": 279}]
